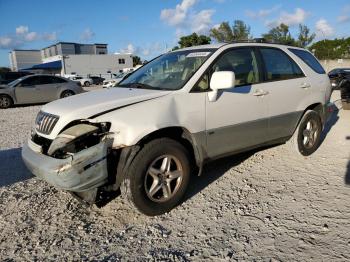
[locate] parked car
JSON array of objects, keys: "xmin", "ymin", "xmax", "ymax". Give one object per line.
[
  {"xmin": 22, "ymin": 42, "xmax": 332, "ymax": 216},
  {"xmin": 70, "ymin": 76, "xmax": 93, "ymax": 87},
  {"xmin": 90, "ymin": 76, "xmax": 105, "ymax": 85},
  {"xmin": 328, "ymin": 68, "xmax": 350, "ymax": 90},
  {"xmin": 338, "ymin": 76, "xmax": 350, "ymax": 110},
  {"xmin": 0, "ymin": 71, "xmax": 33, "ymax": 85},
  {"xmin": 102, "ymin": 72, "xmax": 128, "ymax": 88},
  {"xmin": 0, "ymin": 74, "xmax": 84, "ymax": 108}
]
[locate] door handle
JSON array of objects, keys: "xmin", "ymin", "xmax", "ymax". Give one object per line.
[
  {"xmin": 253, "ymin": 89, "xmax": 269, "ymax": 96},
  {"xmin": 300, "ymin": 83, "xmax": 311, "ymax": 89}
]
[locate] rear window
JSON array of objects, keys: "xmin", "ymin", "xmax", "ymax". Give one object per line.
[{"xmin": 288, "ymin": 48, "xmax": 325, "ymax": 74}]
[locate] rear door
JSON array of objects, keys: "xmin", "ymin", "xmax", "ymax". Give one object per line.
[
  {"xmin": 255, "ymin": 47, "xmax": 308, "ymax": 141},
  {"xmin": 38, "ymin": 76, "xmax": 67, "ymax": 102},
  {"xmin": 204, "ymin": 47, "xmax": 269, "ymax": 158}
]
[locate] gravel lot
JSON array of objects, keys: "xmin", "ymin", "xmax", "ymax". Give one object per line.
[{"xmin": 0, "ymin": 91, "xmax": 349, "ymax": 261}]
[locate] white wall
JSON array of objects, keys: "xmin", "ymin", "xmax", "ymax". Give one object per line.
[
  {"xmin": 320, "ymin": 59, "xmax": 350, "ymax": 72},
  {"xmin": 62, "ymin": 54, "xmax": 133, "ymax": 76},
  {"xmin": 9, "ymin": 50, "xmax": 42, "ymax": 71}
]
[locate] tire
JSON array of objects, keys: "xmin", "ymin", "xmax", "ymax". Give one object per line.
[
  {"xmin": 121, "ymin": 138, "xmax": 191, "ymax": 216},
  {"xmin": 289, "ymin": 110, "xmax": 322, "ymax": 156},
  {"xmin": 0, "ymin": 95, "xmax": 13, "ymax": 109},
  {"xmin": 60, "ymin": 90, "xmax": 75, "ymax": 98},
  {"xmin": 84, "ymin": 81, "xmax": 90, "ymax": 87}
]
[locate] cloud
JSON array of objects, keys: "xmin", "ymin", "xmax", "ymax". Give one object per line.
[
  {"xmin": 80, "ymin": 28, "xmax": 95, "ymax": 41},
  {"xmin": 315, "ymin": 19, "xmax": 334, "ymax": 37},
  {"xmin": 24, "ymin": 32, "xmax": 38, "ymax": 41},
  {"xmin": 43, "ymin": 32, "xmax": 57, "ymax": 41},
  {"xmin": 16, "ymin": 25, "xmax": 29, "ymax": 35},
  {"xmin": 119, "ymin": 43, "xmax": 165, "ymax": 57},
  {"xmin": 245, "ymin": 5, "xmax": 281, "ymax": 19},
  {"xmin": 0, "ymin": 26, "xmax": 58, "ymax": 50},
  {"xmin": 337, "ymin": 15, "xmax": 350, "ymax": 23},
  {"xmin": 160, "ymin": 0, "xmax": 196, "ymax": 26},
  {"xmin": 337, "ymin": 5, "xmax": 350, "ymax": 23},
  {"xmin": 0, "ymin": 37, "xmax": 14, "ymax": 49},
  {"xmin": 266, "ymin": 8, "xmax": 309, "ymax": 27},
  {"xmin": 160, "ymin": 0, "xmax": 214, "ymax": 35},
  {"xmin": 191, "ymin": 9, "xmax": 215, "ymax": 33}
]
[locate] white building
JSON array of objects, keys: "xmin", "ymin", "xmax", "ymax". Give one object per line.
[
  {"xmin": 9, "ymin": 50, "xmax": 42, "ymax": 71},
  {"xmin": 9, "ymin": 42, "xmax": 133, "ymax": 77}
]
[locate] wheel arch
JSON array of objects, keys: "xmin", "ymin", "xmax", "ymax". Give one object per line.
[
  {"xmin": 59, "ymin": 89, "xmax": 75, "ymax": 98},
  {"xmin": 0, "ymin": 93, "xmax": 15, "ymax": 105},
  {"xmin": 292, "ymin": 102, "xmax": 325, "ymax": 136},
  {"xmin": 136, "ymin": 126, "xmax": 204, "ymax": 176}
]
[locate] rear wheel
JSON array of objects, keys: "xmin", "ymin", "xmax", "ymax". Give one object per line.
[
  {"xmin": 0, "ymin": 95, "xmax": 13, "ymax": 109},
  {"xmin": 60, "ymin": 90, "xmax": 75, "ymax": 98},
  {"xmin": 289, "ymin": 110, "xmax": 322, "ymax": 156},
  {"xmin": 84, "ymin": 81, "xmax": 90, "ymax": 87},
  {"xmin": 121, "ymin": 138, "xmax": 191, "ymax": 216}
]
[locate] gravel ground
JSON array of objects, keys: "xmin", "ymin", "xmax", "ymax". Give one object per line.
[{"xmin": 0, "ymin": 91, "xmax": 349, "ymax": 261}]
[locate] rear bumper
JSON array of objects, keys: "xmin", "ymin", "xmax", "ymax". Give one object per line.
[{"xmin": 22, "ymin": 138, "xmax": 111, "ymax": 192}]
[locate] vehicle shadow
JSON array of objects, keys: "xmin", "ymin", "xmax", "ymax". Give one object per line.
[
  {"xmin": 0, "ymin": 147, "xmax": 33, "ymax": 187},
  {"xmin": 345, "ymin": 136, "xmax": 350, "ymax": 185},
  {"xmin": 320, "ymin": 105, "xmax": 339, "ymax": 143},
  {"xmin": 182, "ymin": 148, "xmax": 262, "ymax": 203}
]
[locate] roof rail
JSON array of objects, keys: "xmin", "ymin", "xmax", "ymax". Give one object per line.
[{"xmin": 228, "ymin": 38, "xmax": 295, "ymax": 46}]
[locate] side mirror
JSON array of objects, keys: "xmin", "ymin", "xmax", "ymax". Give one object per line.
[{"xmin": 208, "ymin": 71, "xmax": 235, "ymax": 102}]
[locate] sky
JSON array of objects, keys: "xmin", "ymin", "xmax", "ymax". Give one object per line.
[{"xmin": 0, "ymin": 0, "xmax": 349, "ymax": 67}]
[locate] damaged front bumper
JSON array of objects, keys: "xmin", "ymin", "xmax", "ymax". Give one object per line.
[{"xmin": 22, "ymin": 138, "xmax": 112, "ymax": 192}]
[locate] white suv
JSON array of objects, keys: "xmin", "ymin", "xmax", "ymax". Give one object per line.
[{"xmin": 22, "ymin": 42, "xmax": 332, "ymax": 216}]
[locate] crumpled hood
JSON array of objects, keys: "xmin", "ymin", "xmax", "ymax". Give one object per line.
[{"xmin": 43, "ymin": 87, "xmax": 171, "ymax": 119}]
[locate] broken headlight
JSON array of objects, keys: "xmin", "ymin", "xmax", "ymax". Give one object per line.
[{"xmin": 48, "ymin": 122, "xmax": 110, "ymax": 159}]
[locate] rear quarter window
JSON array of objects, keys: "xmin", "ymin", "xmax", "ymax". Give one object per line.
[{"xmin": 288, "ymin": 48, "xmax": 326, "ymax": 74}]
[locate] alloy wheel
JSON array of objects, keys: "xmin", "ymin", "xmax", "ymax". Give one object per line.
[
  {"xmin": 144, "ymin": 155, "xmax": 184, "ymax": 203},
  {"xmin": 302, "ymin": 119, "xmax": 319, "ymax": 149}
]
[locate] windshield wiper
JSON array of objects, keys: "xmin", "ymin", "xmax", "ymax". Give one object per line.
[{"xmin": 118, "ymin": 82, "xmax": 159, "ymax": 90}]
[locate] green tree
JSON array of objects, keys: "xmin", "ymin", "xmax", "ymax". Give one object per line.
[
  {"xmin": 297, "ymin": 24, "xmax": 315, "ymax": 48},
  {"xmin": 0, "ymin": 67, "xmax": 11, "ymax": 73},
  {"xmin": 262, "ymin": 23, "xmax": 296, "ymax": 45},
  {"xmin": 132, "ymin": 55, "xmax": 142, "ymax": 67},
  {"xmin": 177, "ymin": 33, "xmax": 211, "ymax": 48},
  {"xmin": 210, "ymin": 20, "xmax": 251, "ymax": 42},
  {"xmin": 309, "ymin": 38, "xmax": 350, "ymax": 60}
]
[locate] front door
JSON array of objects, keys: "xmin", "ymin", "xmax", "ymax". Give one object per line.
[
  {"xmin": 204, "ymin": 47, "xmax": 269, "ymax": 158},
  {"xmin": 15, "ymin": 76, "xmax": 42, "ymax": 104}
]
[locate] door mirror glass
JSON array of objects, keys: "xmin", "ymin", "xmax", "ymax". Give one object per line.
[{"xmin": 210, "ymin": 71, "xmax": 235, "ymax": 90}]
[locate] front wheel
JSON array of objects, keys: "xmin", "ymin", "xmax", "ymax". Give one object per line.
[
  {"xmin": 84, "ymin": 81, "xmax": 90, "ymax": 87},
  {"xmin": 121, "ymin": 138, "xmax": 191, "ymax": 216},
  {"xmin": 289, "ymin": 110, "xmax": 322, "ymax": 156}
]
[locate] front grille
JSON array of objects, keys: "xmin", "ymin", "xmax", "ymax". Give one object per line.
[{"xmin": 35, "ymin": 111, "xmax": 59, "ymax": 135}]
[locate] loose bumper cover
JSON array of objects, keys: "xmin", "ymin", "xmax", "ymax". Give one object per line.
[{"xmin": 22, "ymin": 138, "xmax": 111, "ymax": 192}]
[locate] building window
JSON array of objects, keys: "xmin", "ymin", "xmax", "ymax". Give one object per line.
[
  {"xmin": 118, "ymin": 58, "xmax": 125, "ymax": 64},
  {"xmin": 99, "ymin": 52, "xmax": 105, "ymax": 54}
]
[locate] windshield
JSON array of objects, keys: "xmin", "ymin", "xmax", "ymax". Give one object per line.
[
  {"xmin": 118, "ymin": 49, "xmax": 214, "ymax": 90},
  {"xmin": 8, "ymin": 78, "xmax": 23, "ymax": 87}
]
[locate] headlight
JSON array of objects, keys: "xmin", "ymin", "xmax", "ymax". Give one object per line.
[{"xmin": 48, "ymin": 122, "xmax": 110, "ymax": 158}]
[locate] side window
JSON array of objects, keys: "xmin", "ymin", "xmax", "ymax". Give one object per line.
[
  {"xmin": 212, "ymin": 48, "xmax": 260, "ymax": 86},
  {"xmin": 19, "ymin": 76, "xmax": 41, "ymax": 87},
  {"xmin": 192, "ymin": 48, "xmax": 260, "ymax": 91},
  {"xmin": 50, "ymin": 76, "xmax": 67, "ymax": 83},
  {"xmin": 260, "ymin": 48, "xmax": 304, "ymax": 81},
  {"xmin": 288, "ymin": 48, "xmax": 326, "ymax": 74},
  {"xmin": 38, "ymin": 76, "xmax": 54, "ymax": 85}
]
